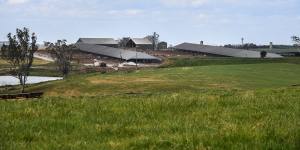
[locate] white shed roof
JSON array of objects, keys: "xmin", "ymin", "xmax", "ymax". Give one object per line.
[{"xmin": 131, "ymin": 38, "xmax": 152, "ymax": 45}]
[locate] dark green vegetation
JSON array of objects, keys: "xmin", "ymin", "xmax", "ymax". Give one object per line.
[
  {"xmin": 163, "ymin": 57, "xmax": 300, "ymax": 68},
  {"xmin": 1, "ymin": 57, "xmax": 300, "ymax": 149}
]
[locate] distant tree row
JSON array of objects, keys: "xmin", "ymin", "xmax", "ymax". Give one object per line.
[
  {"xmin": 224, "ymin": 35, "xmax": 300, "ymax": 50},
  {"xmin": 225, "ymin": 43, "xmax": 299, "ymax": 49}
]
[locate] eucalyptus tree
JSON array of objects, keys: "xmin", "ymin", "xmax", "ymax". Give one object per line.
[
  {"xmin": 0, "ymin": 27, "xmax": 38, "ymax": 93},
  {"xmin": 47, "ymin": 40, "xmax": 73, "ymax": 77},
  {"xmin": 291, "ymin": 36, "xmax": 300, "ymax": 46}
]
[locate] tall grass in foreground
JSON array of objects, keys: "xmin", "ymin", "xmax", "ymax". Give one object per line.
[{"xmin": 1, "ymin": 89, "xmax": 299, "ymax": 149}]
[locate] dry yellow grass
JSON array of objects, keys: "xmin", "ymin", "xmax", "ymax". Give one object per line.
[{"xmin": 0, "ymin": 59, "xmax": 6, "ymax": 64}]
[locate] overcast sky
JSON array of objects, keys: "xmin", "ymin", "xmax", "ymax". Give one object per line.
[{"xmin": 0, "ymin": 0, "xmax": 300, "ymax": 45}]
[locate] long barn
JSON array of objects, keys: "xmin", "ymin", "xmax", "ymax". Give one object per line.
[
  {"xmin": 125, "ymin": 38, "xmax": 153, "ymax": 50},
  {"xmin": 174, "ymin": 43, "xmax": 283, "ymax": 58},
  {"xmin": 75, "ymin": 43, "xmax": 161, "ymax": 63}
]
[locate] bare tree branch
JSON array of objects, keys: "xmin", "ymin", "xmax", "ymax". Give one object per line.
[{"xmin": 47, "ymin": 40, "xmax": 73, "ymax": 77}]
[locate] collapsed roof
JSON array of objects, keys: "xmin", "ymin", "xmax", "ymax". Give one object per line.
[{"xmin": 174, "ymin": 43, "xmax": 283, "ymax": 58}]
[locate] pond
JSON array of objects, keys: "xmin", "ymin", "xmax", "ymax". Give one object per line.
[{"xmin": 0, "ymin": 76, "xmax": 63, "ymax": 86}]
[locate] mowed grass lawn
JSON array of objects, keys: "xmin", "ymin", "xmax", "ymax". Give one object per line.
[{"xmin": 1, "ymin": 62, "xmax": 300, "ymax": 149}]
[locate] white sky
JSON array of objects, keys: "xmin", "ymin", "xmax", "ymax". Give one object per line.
[{"xmin": 0, "ymin": 0, "xmax": 299, "ymax": 45}]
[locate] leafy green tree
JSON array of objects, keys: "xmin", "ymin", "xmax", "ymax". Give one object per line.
[
  {"xmin": 0, "ymin": 27, "xmax": 38, "ymax": 93},
  {"xmin": 47, "ymin": 40, "xmax": 73, "ymax": 77}
]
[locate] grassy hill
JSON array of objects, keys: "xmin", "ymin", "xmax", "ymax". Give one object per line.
[{"xmin": 0, "ymin": 58, "xmax": 300, "ymax": 149}]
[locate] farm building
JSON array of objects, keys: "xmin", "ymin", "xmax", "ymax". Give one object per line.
[
  {"xmin": 174, "ymin": 43, "xmax": 283, "ymax": 58},
  {"xmin": 119, "ymin": 37, "xmax": 131, "ymax": 48},
  {"xmin": 77, "ymin": 38, "xmax": 118, "ymax": 48},
  {"xmin": 75, "ymin": 43, "xmax": 161, "ymax": 63},
  {"xmin": 158, "ymin": 42, "xmax": 168, "ymax": 50},
  {"xmin": 125, "ymin": 38, "xmax": 153, "ymax": 50}
]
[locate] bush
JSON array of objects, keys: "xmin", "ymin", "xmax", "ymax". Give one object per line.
[
  {"xmin": 260, "ymin": 51, "xmax": 267, "ymax": 58},
  {"xmin": 100, "ymin": 62, "xmax": 107, "ymax": 67}
]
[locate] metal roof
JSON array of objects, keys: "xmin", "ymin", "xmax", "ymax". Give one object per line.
[
  {"xmin": 131, "ymin": 38, "xmax": 152, "ymax": 45},
  {"xmin": 77, "ymin": 38, "xmax": 118, "ymax": 45},
  {"xmin": 250, "ymin": 48, "xmax": 300, "ymax": 54},
  {"xmin": 75, "ymin": 43, "xmax": 161, "ymax": 61},
  {"xmin": 174, "ymin": 43, "xmax": 283, "ymax": 58}
]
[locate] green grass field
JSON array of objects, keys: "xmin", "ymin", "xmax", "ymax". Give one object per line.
[
  {"xmin": 1, "ymin": 58, "xmax": 300, "ymax": 149},
  {"xmin": 21, "ymin": 63, "xmax": 300, "ymax": 97},
  {"xmin": 163, "ymin": 57, "xmax": 300, "ymax": 68}
]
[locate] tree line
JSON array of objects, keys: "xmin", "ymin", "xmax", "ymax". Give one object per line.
[{"xmin": 225, "ymin": 36, "xmax": 300, "ymax": 49}]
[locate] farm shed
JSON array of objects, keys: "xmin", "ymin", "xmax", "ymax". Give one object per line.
[
  {"xmin": 158, "ymin": 41, "xmax": 168, "ymax": 50},
  {"xmin": 77, "ymin": 38, "xmax": 119, "ymax": 48},
  {"xmin": 125, "ymin": 38, "xmax": 153, "ymax": 50},
  {"xmin": 174, "ymin": 43, "xmax": 283, "ymax": 58},
  {"xmin": 75, "ymin": 43, "xmax": 161, "ymax": 63}
]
